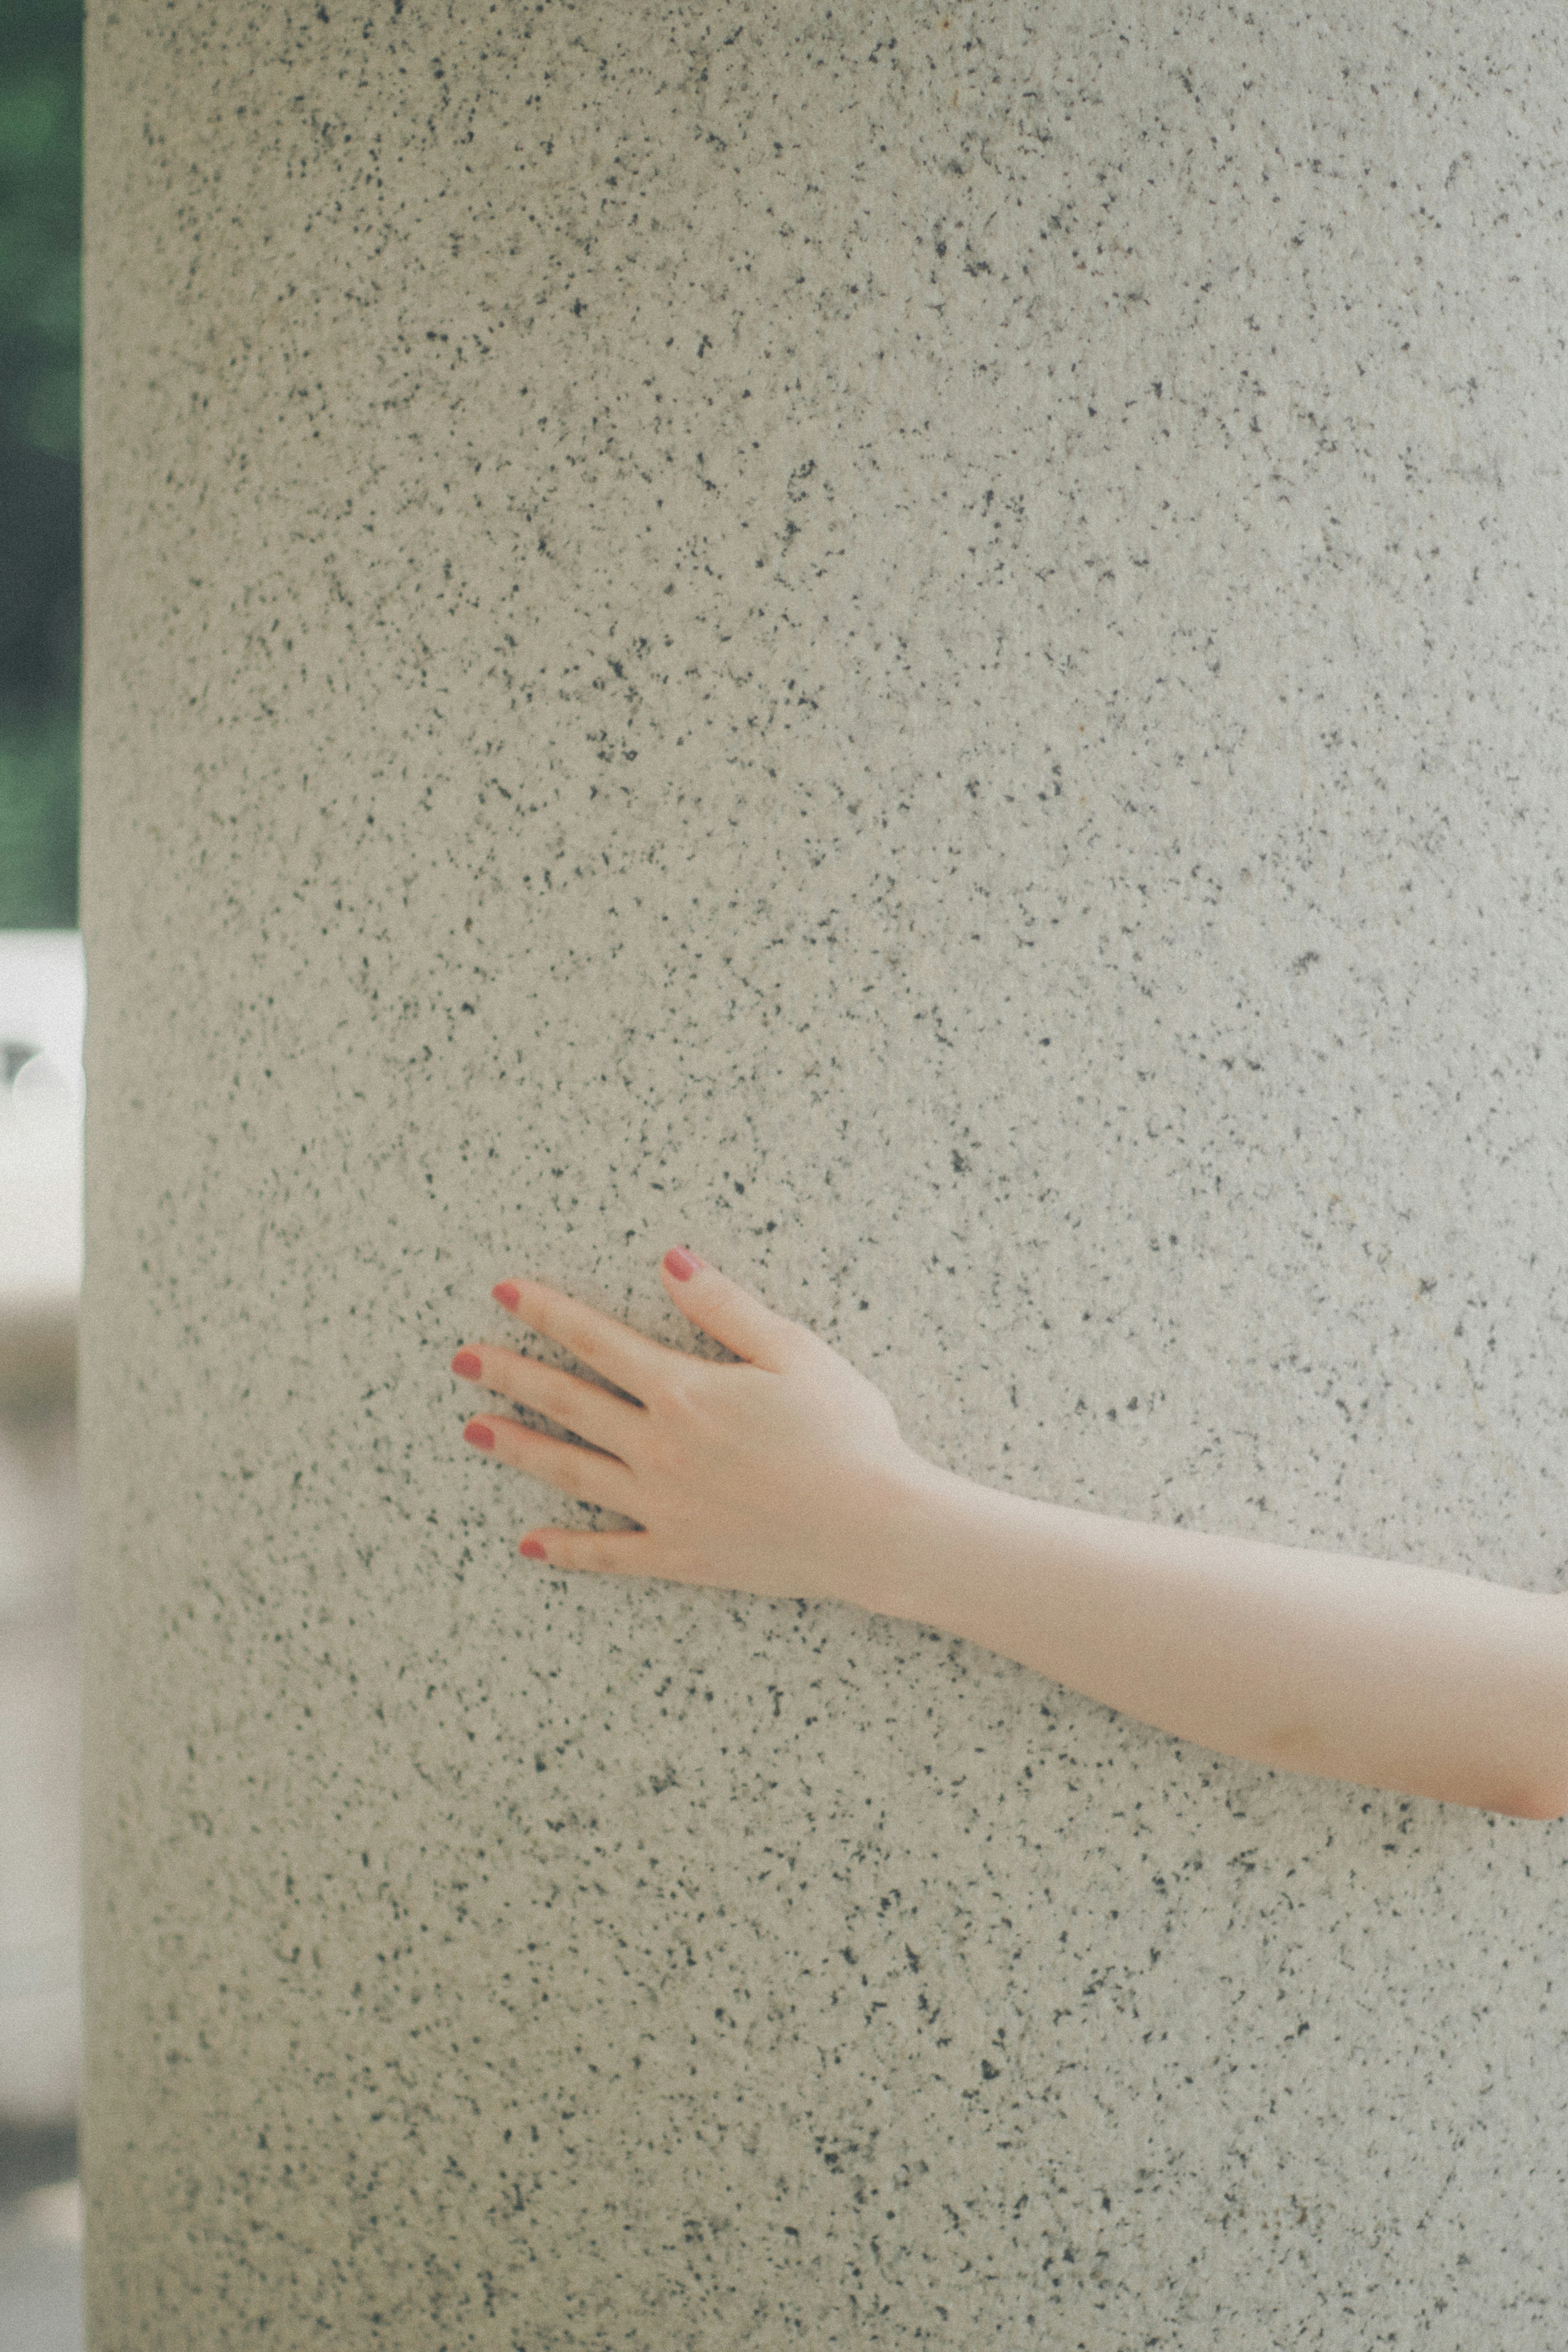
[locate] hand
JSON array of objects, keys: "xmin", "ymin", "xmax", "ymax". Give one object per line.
[{"xmin": 450, "ymin": 1247, "xmax": 933, "ymax": 1606}]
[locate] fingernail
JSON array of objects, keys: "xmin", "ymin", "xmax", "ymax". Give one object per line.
[
  {"xmin": 664, "ymin": 1247, "xmax": 698, "ymax": 1281},
  {"xmin": 519, "ymin": 1537, "xmax": 548, "ymax": 1558},
  {"xmin": 451, "ymin": 1350, "xmax": 483, "ymax": 1380},
  {"xmin": 464, "ymin": 1421, "xmax": 495, "ymax": 1450},
  {"xmin": 492, "ymin": 1281, "xmax": 521, "ymax": 1310}
]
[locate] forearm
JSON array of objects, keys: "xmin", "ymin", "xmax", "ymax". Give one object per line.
[{"xmin": 866, "ymin": 1459, "xmax": 1568, "ymax": 1819}]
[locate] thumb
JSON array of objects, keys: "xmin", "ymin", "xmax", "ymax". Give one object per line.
[{"xmin": 659, "ymin": 1248, "xmax": 811, "ymax": 1372}]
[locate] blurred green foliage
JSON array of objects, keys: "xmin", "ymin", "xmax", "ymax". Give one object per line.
[{"xmin": 0, "ymin": 0, "xmax": 81, "ymax": 930}]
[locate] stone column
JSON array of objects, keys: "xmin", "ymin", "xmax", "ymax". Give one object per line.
[{"xmin": 82, "ymin": 5, "xmax": 1568, "ymax": 2343}]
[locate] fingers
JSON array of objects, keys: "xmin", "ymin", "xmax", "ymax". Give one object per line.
[
  {"xmin": 462, "ymin": 1414, "xmax": 639, "ymax": 1512},
  {"xmin": 658, "ymin": 1248, "xmax": 813, "ymax": 1373},
  {"xmin": 459, "ymin": 1253, "xmax": 815, "ymax": 1554},
  {"xmin": 517, "ymin": 1527, "xmax": 688, "ymax": 1580},
  {"xmin": 491, "ymin": 1275, "xmax": 681, "ymax": 1397},
  {"xmin": 451, "ymin": 1342, "xmax": 643, "ymax": 1459}
]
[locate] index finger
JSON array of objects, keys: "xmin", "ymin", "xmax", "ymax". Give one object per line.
[{"xmin": 491, "ymin": 1276, "xmax": 684, "ymax": 1398}]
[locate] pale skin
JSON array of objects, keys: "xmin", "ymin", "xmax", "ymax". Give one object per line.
[{"xmin": 451, "ymin": 1248, "xmax": 1568, "ymax": 1822}]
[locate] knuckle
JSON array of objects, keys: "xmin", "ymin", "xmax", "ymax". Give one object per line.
[
  {"xmin": 536, "ymin": 1363, "xmax": 581, "ymax": 1423},
  {"xmin": 487, "ymin": 1350, "xmax": 526, "ymax": 1402},
  {"xmin": 658, "ymin": 1362, "xmax": 713, "ymax": 1421},
  {"xmin": 553, "ymin": 1302, "xmax": 589, "ymax": 1353},
  {"xmin": 559, "ymin": 1303, "xmax": 610, "ymax": 1366}
]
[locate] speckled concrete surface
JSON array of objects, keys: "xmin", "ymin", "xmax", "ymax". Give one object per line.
[{"xmin": 81, "ymin": 4, "xmax": 1568, "ymax": 2344}]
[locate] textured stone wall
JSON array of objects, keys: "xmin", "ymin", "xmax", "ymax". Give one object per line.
[{"xmin": 82, "ymin": 4, "xmax": 1568, "ymax": 2343}]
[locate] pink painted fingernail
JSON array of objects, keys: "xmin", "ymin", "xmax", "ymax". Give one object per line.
[
  {"xmin": 492, "ymin": 1281, "xmax": 521, "ymax": 1310},
  {"xmin": 519, "ymin": 1537, "xmax": 548, "ymax": 1558},
  {"xmin": 451, "ymin": 1350, "xmax": 483, "ymax": 1380},
  {"xmin": 664, "ymin": 1247, "xmax": 698, "ymax": 1280},
  {"xmin": 464, "ymin": 1421, "xmax": 495, "ymax": 1451}
]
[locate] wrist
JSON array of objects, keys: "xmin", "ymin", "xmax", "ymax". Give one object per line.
[{"xmin": 847, "ymin": 1447, "xmax": 984, "ymax": 1627}]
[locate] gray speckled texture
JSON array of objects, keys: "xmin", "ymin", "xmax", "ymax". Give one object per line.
[{"xmin": 81, "ymin": 4, "xmax": 1568, "ymax": 2344}]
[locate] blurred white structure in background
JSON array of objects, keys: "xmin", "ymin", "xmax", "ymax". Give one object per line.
[
  {"xmin": 0, "ymin": 932, "xmax": 83, "ymax": 2129},
  {"xmin": 0, "ymin": 932, "xmax": 84, "ymax": 1313}
]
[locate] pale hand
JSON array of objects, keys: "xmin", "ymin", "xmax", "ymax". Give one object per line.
[
  {"xmin": 450, "ymin": 1251, "xmax": 1568, "ymax": 1817},
  {"xmin": 451, "ymin": 1248, "xmax": 930, "ymax": 1604}
]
